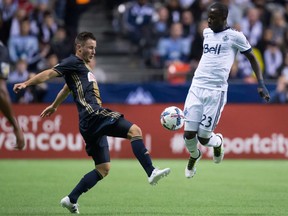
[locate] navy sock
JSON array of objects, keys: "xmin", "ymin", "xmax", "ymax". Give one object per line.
[
  {"xmin": 68, "ymin": 169, "xmax": 103, "ymax": 203},
  {"xmin": 131, "ymin": 136, "xmax": 155, "ymax": 176}
]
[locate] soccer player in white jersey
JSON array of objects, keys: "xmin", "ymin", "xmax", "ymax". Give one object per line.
[{"xmin": 183, "ymin": 2, "xmax": 270, "ymax": 178}]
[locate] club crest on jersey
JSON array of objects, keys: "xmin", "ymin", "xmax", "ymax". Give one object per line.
[
  {"xmin": 87, "ymin": 71, "xmax": 96, "ymax": 82},
  {"xmin": 0, "ymin": 62, "xmax": 10, "ymax": 77},
  {"xmin": 222, "ymin": 35, "xmax": 229, "ymax": 41},
  {"xmin": 203, "ymin": 43, "xmax": 221, "ymax": 55}
]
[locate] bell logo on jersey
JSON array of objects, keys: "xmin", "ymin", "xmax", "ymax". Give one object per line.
[
  {"xmin": 203, "ymin": 44, "xmax": 222, "ymax": 55},
  {"xmin": 222, "ymin": 35, "xmax": 229, "ymax": 42}
]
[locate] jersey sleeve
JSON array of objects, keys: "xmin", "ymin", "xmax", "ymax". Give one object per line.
[
  {"xmin": 235, "ymin": 32, "xmax": 252, "ymax": 54},
  {"xmin": 202, "ymin": 28, "xmax": 209, "ymax": 38},
  {"xmin": 53, "ymin": 57, "xmax": 77, "ymax": 76}
]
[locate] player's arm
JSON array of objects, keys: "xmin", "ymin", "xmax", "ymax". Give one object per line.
[
  {"xmin": 40, "ymin": 84, "xmax": 71, "ymax": 118},
  {"xmin": 0, "ymin": 79, "xmax": 25, "ymax": 150},
  {"xmin": 244, "ymin": 51, "xmax": 270, "ymax": 102},
  {"xmin": 13, "ymin": 68, "xmax": 58, "ymax": 93}
]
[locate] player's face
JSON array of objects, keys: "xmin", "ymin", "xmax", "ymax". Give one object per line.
[
  {"xmin": 207, "ymin": 8, "xmax": 225, "ymax": 32},
  {"xmin": 78, "ymin": 39, "xmax": 96, "ymax": 63}
]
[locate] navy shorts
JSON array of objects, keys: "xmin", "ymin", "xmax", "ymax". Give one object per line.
[{"xmin": 80, "ymin": 109, "xmax": 133, "ymax": 165}]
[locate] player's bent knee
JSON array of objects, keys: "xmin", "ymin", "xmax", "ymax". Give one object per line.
[
  {"xmin": 128, "ymin": 124, "xmax": 142, "ymax": 138},
  {"xmin": 96, "ymin": 163, "xmax": 110, "ymax": 178},
  {"xmin": 197, "ymin": 129, "xmax": 212, "ymax": 145},
  {"xmin": 97, "ymin": 168, "xmax": 110, "ymax": 178},
  {"xmin": 184, "ymin": 131, "xmax": 197, "ymax": 140},
  {"xmin": 198, "ymin": 137, "xmax": 209, "ymax": 145}
]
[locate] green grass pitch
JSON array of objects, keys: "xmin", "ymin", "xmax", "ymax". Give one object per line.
[{"xmin": 0, "ymin": 159, "xmax": 287, "ymax": 216}]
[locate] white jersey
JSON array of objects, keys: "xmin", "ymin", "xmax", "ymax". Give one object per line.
[{"xmin": 192, "ymin": 27, "xmax": 251, "ymax": 91}]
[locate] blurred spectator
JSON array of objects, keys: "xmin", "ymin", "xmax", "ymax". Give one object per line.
[
  {"xmin": 37, "ymin": 52, "xmax": 58, "ymax": 71},
  {"xmin": 122, "ymin": 0, "xmax": 155, "ymax": 53},
  {"xmin": 232, "ymin": 48, "xmax": 263, "ymax": 83},
  {"xmin": 253, "ymin": 0, "xmax": 272, "ymax": 27},
  {"xmin": 179, "ymin": 0, "xmax": 195, "ymax": 9},
  {"xmin": 188, "ymin": 19, "xmax": 207, "ymax": 74},
  {"xmin": 29, "ymin": 0, "xmax": 51, "ymax": 35},
  {"xmin": 50, "ymin": 26, "xmax": 73, "ymax": 61},
  {"xmin": 181, "ymin": 10, "xmax": 196, "ymax": 39},
  {"xmin": 284, "ymin": 1, "xmax": 288, "ymax": 23},
  {"xmin": 151, "ymin": 5, "xmax": 169, "ymax": 45},
  {"xmin": 8, "ymin": 58, "xmax": 29, "ymax": 83},
  {"xmin": 0, "ymin": 0, "xmax": 19, "ymax": 44},
  {"xmin": 256, "ymin": 27, "xmax": 274, "ymax": 55},
  {"xmin": 188, "ymin": 0, "xmax": 213, "ymax": 23},
  {"xmin": 269, "ymin": 64, "xmax": 288, "ymax": 103},
  {"xmin": 156, "ymin": 22, "xmax": 191, "ymax": 66},
  {"xmin": 52, "ymin": 0, "xmax": 67, "ymax": 25},
  {"xmin": 38, "ymin": 10, "xmax": 58, "ymax": 43},
  {"xmin": 270, "ymin": 76, "xmax": 288, "ymax": 103},
  {"xmin": 155, "ymin": 22, "xmax": 191, "ymax": 83},
  {"xmin": 241, "ymin": 6, "xmax": 263, "ymax": 47},
  {"xmin": 263, "ymin": 41, "xmax": 283, "ymax": 79},
  {"xmin": 7, "ymin": 59, "xmax": 47, "ymax": 103},
  {"xmin": 269, "ymin": 10, "xmax": 287, "ymax": 47},
  {"xmin": 0, "ymin": 11, "xmax": 5, "ymax": 44},
  {"xmin": 284, "ymin": 28, "xmax": 288, "ymax": 49},
  {"xmin": 26, "ymin": 40, "xmax": 51, "ymax": 72},
  {"xmin": 9, "ymin": 7, "xmax": 28, "ymax": 37},
  {"xmin": 145, "ymin": 5, "xmax": 170, "ymax": 67},
  {"xmin": 166, "ymin": 0, "xmax": 183, "ymax": 25},
  {"xmin": 220, "ymin": 0, "xmax": 243, "ymax": 30},
  {"xmin": 90, "ymin": 57, "xmax": 108, "ymax": 83},
  {"xmin": 18, "ymin": 0, "xmax": 34, "ymax": 14},
  {"xmin": 7, "ymin": 17, "xmax": 40, "ymax": 69},
  {"xmin": 64, "ymin": 0, "xmax": 93, "ymax": 39},
  {"xmin": 103, "ymin": 0, "xmax": 128, "ymax": 21},
  {"xmin": 0, "ymin": 0, "xmax": 18, "ymax": 21}
]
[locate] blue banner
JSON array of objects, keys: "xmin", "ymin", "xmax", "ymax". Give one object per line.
[{"xmin": 7, "ymin": 82, "xmax": 276, "ymax": 104}]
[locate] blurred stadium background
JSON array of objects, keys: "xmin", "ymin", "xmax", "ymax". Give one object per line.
[{"xmin": 1, "ymin": 0, "xmax": 287, "ymax": 159}]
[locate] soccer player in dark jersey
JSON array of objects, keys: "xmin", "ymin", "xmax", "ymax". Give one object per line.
[
  {"xmin": 0, "ymin": 41, "xmax": 25, "ymax": 150},
  {"xmin": 13, "ymin": 32, "xmax": 170, "ymax": 214}
]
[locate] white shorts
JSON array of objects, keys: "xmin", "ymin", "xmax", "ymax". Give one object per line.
[{"xmin": 184, "ymin": 86, "xmax": 227, "ymax": 138}]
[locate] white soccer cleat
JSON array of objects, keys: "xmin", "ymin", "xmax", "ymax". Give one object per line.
[
  {"xmin": 185, "ymin": 166, "xmax": 196, "ymax": 178},
  {"xmin": 148, "ymin": 168, "xmax": 171, "ymax": 185},
  {"xmin": 185, "ymin": 150, "xmax": 202, "ymax": 178},
  {"xmin": 60, "ymin": 196, "xmax": 79, "ymax": 214},
  {"xmin": 213, "ymin": 133, "xmax": 224, "ymax": 164}
]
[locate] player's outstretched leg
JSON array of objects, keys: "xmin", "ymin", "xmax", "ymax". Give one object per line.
[
  {"xmin": 148, "ymin": 167, "xmax": 171, "ymax": 185},
  {"xmin": 60, "ymin": 169, "xmax": 103, "ymax": 214},
  {"xmin": 185, "ymin": 149, "xmax": 202, "ymax": 178},
  {"xmin": 60, "ymin": 196, "xmax": 79, "ymax": 214},
  {"xmin": 130, "ymin": 134, "xmax": 170, "ymax": 185},
  {"xmin": 213, "ymin": 133, "xmax": 224, "ymax": 163}
]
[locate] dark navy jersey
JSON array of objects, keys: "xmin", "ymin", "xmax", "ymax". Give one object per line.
[
  {"xmin": 53, "ymin": 55, "xmax": 103, "ymax": 119},
  {"xmin": 0, "ymin": 43, "xmax": 10, "ymax": 80}
]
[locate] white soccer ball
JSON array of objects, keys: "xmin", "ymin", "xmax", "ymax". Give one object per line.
[{"xmin": 160, "ymin": 106, "xmax": 185, "ymax": 131}]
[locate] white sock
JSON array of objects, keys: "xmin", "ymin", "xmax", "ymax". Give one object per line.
[
  {"xmin": 206, "ymin": 133, "xmax": 221, "ymax": 147},
  {"xmin": 184, "ymin": 137, "xmax": 199, "ymax": 158}
]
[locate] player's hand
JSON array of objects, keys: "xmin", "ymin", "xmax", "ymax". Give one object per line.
[
  {"xmin": 13, "ymin": 83, "xmax": 27, "ymax": 93},
  {"xmin": 13, "ymin": 128, "xmax": 25, "ymax": 150},
  {"xmin": 40, "ymin": 105, "xmax": 57, "ymax": 118},
  {"xmin": 257, "ymin": 80, "xmax": 270, "ymax": 102},
  {"xmin": 14, "ymin": 137, "xmax": 25, "ymax": 150}
]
